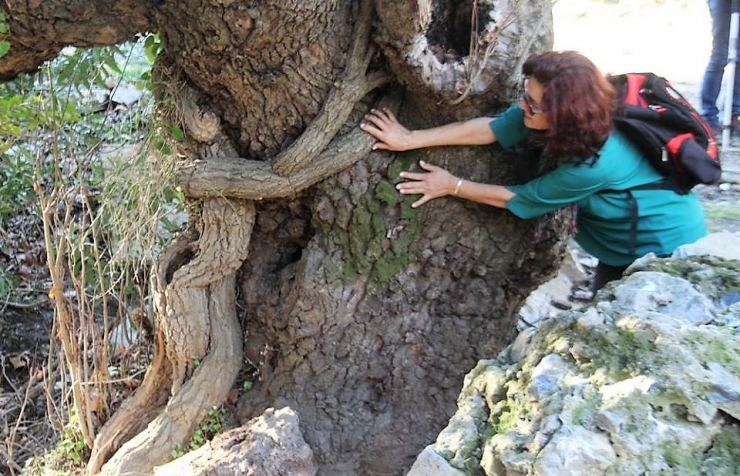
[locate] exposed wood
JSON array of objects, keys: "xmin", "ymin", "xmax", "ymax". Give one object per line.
[
  {"xmin": 87, "ymin": 326, "xmax": 174, "ymax": 474},
  {"xmin": 101, "ymin": 272, "xmax": 245, "ymax": 475}
]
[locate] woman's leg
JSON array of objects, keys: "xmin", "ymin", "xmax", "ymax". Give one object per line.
[{"xmin": 592, "ymin": 262, "xmax": 629, "ymax": 293}]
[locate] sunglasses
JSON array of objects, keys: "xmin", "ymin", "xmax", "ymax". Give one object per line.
[{"xmin": 522, "ymin": 92, "xmax": 544, "ymax": 115}]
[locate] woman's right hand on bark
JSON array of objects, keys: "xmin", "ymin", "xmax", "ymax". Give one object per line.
[{"xmin": 361, "ymin": 108, "xmax": 413, "ymax": 151}]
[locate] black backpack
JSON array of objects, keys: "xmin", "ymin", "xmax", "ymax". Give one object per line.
[
  {"xmin": 603, "ymin": 73, "xmax": 721, "ymax": 254},
  {"xmin": 607, "ymin": 72, "xmax": 722, "ymax": 193}
]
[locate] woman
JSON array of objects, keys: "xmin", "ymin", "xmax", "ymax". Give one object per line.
[{"xmin": 360, "ymin": 50, "xmax": 707, "ymax": 291}]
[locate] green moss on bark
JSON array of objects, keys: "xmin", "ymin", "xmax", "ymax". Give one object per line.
[{"xmin": 320, "ymin": 156, "xmax": 424, "ymax": 286}]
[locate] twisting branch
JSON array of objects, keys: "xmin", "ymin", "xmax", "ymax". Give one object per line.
[
  {"xmin": 271, "ymin": 0, "xmax": 390, "ymax": 177},
  {"xmin": 177, "ymin": 92, "xmax": 402, "ymax": 199},
  {"xmin": 176, "ymin": 0, "xmax": 397, "ymax": 198}
]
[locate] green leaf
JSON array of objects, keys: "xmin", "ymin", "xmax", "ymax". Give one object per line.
[
  {"xmin": 0, "ymin": 23, "xmax": 8, "ymax": 34},
  {"xmin": 168, "ymin": 126, "xmax": 184, "ymax": 142},
  {"xmin": 0, "ymin": 42, "xmax": 9, "ymax": 59},
  {"xmin": 153, "ymin": 137, "xmax": 171, "ymax": 155},
  {"xmin": 144, "ymin": 34, "xmax": 162, "ymax": 63},
  {"xmin": 102, "ymin": 52, "xmax": 122, "ymax": 75}
]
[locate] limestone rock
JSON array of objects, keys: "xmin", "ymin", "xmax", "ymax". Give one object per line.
[
  {"xmin": 411, "ymin": 237, "xmax": 740, "ymax": 475},
  {"xmin": 153, "ymin": 407, "xmax": 316, "ymax": 476}
]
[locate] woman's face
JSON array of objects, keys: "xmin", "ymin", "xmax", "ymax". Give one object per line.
[{"xmin": 520, "ymin": 77, "xmax": 550, "ymax": 130}]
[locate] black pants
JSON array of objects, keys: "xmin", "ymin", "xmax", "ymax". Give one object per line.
[{"xmin": 592, "ymin": 262, "xmax": 629, "ymax": 293}]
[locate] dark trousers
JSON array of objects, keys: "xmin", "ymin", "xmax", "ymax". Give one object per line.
[
  {"xmin": 701, "ymin": 0, "xmax": 740, "ymax": 126},
  {"xmin": 592, "ymin": 262, "xmax": 629, "ymax": 293}
]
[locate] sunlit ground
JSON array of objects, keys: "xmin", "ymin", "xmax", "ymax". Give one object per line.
[{"xmin": 553, "ymin": 0, "xmax": 712, "ymax": 102}]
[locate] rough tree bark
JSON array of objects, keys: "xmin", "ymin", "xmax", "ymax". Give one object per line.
[{"xmin": 1, "ymin": 0, "xmax": 567, "ymax": 474}]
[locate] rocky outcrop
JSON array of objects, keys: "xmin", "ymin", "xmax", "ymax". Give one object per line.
[
  {"xmin": 152, "ymin": 407, "xmax": 317, "ymax": 476},
  {"xmin": 409, "ymin": 233, "xmax": 740, "ymax": 475}
]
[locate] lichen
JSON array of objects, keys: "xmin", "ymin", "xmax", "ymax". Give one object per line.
[
  {"xmin": 388, "ymin": 149, "xmax": 427, "ymax": 180},
  {"xmin": 661, "ymin": 440, "xmax": 701, "ymax": 474},
  {"xmin": 374, "ymin": 180, "xmax": 400, "ymax": 207},
  {"xmin": 534, "ymin": 311, "xmax": 654, "ymax": 384},
  {"xmin": 633, "ymin": 255, "xmax": 740, "ymax": 300},
  {"xmin": 489, "ymin": 391, "xmax": 532, "ymax": 435},
  {"xmin": 570, "ymin": 392, "xmax": 602, "ymax": 426},
  {"xmin": 700, "ymin": 424, "xmax": 740, "ymax": 475},
  {"xmin": 428, "ymin": 253, "xmax": 740, "ymax": 476},
  {"xmin": 682, "ymin": 328, "xmax": 740, "ymax": 376},
  {"xmin": 319, "ymin": 158, "xmax": 423, "ymax": 286}
]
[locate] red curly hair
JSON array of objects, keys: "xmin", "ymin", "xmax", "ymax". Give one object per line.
[{"xmin": 522, "ymin": 51, "xmax": 615, "ymax": 164}]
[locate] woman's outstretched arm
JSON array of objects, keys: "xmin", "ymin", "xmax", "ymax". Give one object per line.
[{"xmin": 360, "ymin": 108, "xmax": 498, "ymax": 151}]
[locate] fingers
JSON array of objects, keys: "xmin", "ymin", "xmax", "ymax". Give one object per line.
[
  {"xmin": 398, "ymin": 160, "xmax": 446, "ymax": 185},
  {"xmin": 394, "ymin": 160, "xmax": 455, "ymax": 208},
  {"xmin": 362, "ymin": 114, "xmax": 386, "ymax": 131},
  {"xmin": 396, "ymin": 182, "xmax": 426, "ymax": 194},
  {"xmin": 396, "ymin": 181, "xmax": 432, "ymax": 208},
  {"xmin": 360, "ymin": 114, "xmax": 389, "ymax": 147},
  {"xmin": 372, "ymin": 141, "xmax": 389, "ymax": 150},
  {"xmin": 412, "ymin": 196, "xmax": 431, "ymax": 208},
  {"xmin": 399, "ymin": 160, "xmax": 439, "ymax": 176},
  {"xmin": 418, "ymin": 160, "xmax": 442, "ymax": 172},
  {"xmin": 360, "ymin": 108, "xmax": 412, "ymax": 151},
  {"xmin": 362, "ymin": 109, "xmax": 392, "ymax": 128},
  {"xmin": 369, "ymin": 108, "xmax": 395, "ymax": 123},
  {"xmin": 398, "ymin": 171, "xmax": 427, "ymax": 181},
  {"xmin": 378, "ymin": 108, "xmax": 397, "ymax": 123}
]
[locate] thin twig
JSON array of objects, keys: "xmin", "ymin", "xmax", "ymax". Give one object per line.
[
  {"xmin": 450, "ymin": 0, "xmax": 559, "ymax": 106},
  {"xmin": 4, "ymin": 298, "xmax": 49, "ymax": 309},
  {"xmin": 8, "ymin": 370, "xmax": 40, "ymax": 470},
  {"xmin": 450, "ymin": 2, "xmax": 518, "ymax": 105}
]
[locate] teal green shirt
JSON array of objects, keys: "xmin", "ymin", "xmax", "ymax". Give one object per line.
[{"xmin": 490, "ymin": 106, "xmax": 707, "ymax": 266}]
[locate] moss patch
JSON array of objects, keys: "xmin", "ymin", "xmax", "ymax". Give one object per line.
[
  {"xmin": 682, "ymin": 328, "xmax": 740, "ymax": 376},
  {"xmin": 320, "ymin": 156, "xmax": 424, "ymax": 286},
  {"xmin": 570, "ymin": 391, "xmax": 602, "ymax": 426},
  {"xmin": 700, "ymin": 424, "xmax": 740, "ymax": 475},
  {"xmin": 661, "ymin": 440, "xmax": 701, "ymax": 473},
  {"xmin": 634, "ymin": 256, "xmax": 740, "ymax": 300},
  {"xmin": 489, "ymin": 391, "xmax": 532, "ymax": 435},
  {"xmin": 546, "ymin": 317, "xmax": 656, "ymax": 382},
  {"xmin": 704, "ymin": 204, "xmax": 740, "ymax": 221}
]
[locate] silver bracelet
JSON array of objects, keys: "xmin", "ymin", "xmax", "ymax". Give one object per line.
[{"xmin": 453, "ymin": 178, "xmax": 463, "ymax": 195}]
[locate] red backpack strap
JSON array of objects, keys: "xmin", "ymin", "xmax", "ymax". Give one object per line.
[{"xmin": 625, "ymin": 74, "xmax": 648, "ymax": 107}]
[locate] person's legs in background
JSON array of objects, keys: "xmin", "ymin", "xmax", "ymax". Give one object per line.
[
  {"xmin": 700, "ymin": 0, "xmax": 737, "ymax": 130},
  {"xmin": 731, "ymin": 3, "xmax": 740, "ymax": 124}
]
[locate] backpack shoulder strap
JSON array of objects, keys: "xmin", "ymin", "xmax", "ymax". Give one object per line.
[
  {"xmin": 599, "ymin": 179, "xmax": 673, "ymax": 256},
  {"xmin": 598, "ymin": 188, "xmax": 640, "ymax": 255}
]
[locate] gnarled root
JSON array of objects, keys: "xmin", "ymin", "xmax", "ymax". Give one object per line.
[{"xmin": 87, "ymin": 199, "xmax": 255, "ymax": 475}]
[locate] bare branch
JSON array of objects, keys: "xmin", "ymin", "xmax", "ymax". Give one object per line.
[
  {"xmin": 0, "ymin": 0, "xmax": 154, "ymax": 80},
  {"xmin": 177, "ymin": 92, "xmax": 402, "ymax": 199},
  {"xmin": 271, "ymin": 0, "xmax": 390, "ymax": 177}
]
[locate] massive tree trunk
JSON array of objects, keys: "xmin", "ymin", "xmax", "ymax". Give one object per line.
[{"xmin": 1, "ymin": 0, "xmax": 565, "ymax": 474}]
